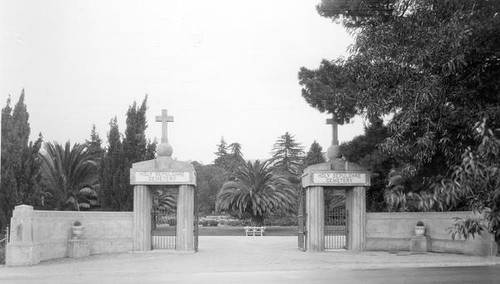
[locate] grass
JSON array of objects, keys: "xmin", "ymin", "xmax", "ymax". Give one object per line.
[{"xmin": 198, "ymin": 226, "xmax": 297, "ymax": 236}]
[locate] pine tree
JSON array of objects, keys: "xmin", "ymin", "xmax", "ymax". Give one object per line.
[
  {"xmin": 0, "ymin": 90, "xmax": 43, "ymax": 229},
  {"xmin": 304, "ymin": 141, "xmax": 325, "ymax": 167},
  {"xmin": 214, "ymin": 137, "xmax": 229, "ymax": 167},
  {"xmin": 85, "ymin": 124, "xmax": 104, "ymax": 160},
  {"xmin": 270, "ymin": 132, "xmax": 304, "ymax": 183}
]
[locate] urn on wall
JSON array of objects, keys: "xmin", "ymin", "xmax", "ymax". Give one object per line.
[
  {"xmin": 415, "ymin": 221, "xmax": 426, "ymax": 236},
  {"xmin": 71, "ymin": 220, "xmax": 84, "ymax": 240}
]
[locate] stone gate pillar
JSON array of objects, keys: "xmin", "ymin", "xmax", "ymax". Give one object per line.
[
  {"xmin": 176, "ymin": 185, "xmax": 195, "ymax": 251},
  {"xmin": 133, "ymin": 185, "xmax": 152, "ymax": 251},
  {"xmin": 346, "ymin": 186, "xmax": 366, "ymax": 250},
  {"xmin": 305, "ymin": 186, "xmax": 324, "ymax": 252}
]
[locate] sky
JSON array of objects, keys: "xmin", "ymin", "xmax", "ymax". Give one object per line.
[{"xmin": 1, "ymin": 0, "xmax": 366, "ymax": 164}]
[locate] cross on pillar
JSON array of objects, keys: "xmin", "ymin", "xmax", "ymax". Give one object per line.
[
  {"xmin": 156, "ymin": 109, "xmax": 174, "ymax": 143},
  {"xmin": 326, "ymin": 115, "xmax": 339, "ymax": 146}
]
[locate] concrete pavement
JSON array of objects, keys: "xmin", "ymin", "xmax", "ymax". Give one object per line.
[{"xmin": 0, "ymin": 236, "xmax": 499, "ymax": 283}]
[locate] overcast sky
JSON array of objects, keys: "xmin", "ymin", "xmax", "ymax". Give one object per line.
[{"xmin": 1, "ymin": 0, "xmax": 365, "ymax": 164}]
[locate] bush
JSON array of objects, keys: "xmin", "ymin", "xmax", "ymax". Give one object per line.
[
  {"xmin": 167, "ymin": 218, "xmax": 177, "ymax": 226},
  {"xmin": 199, "ymin": 219, "xmax": 219, "ymax": 227}
]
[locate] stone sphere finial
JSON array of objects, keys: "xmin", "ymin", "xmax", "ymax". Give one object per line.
[
  {"xmin": 327, "ymin": 144, "xmax": 341, "ymax": 161},
  {"xmin": 157, "ymin": 142, "xmax": 173, "ymax": 157}
]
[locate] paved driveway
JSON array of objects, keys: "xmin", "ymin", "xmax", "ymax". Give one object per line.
[{"xmin": 0, "ymin": 237, "xmax": 499, "ymax": 283}]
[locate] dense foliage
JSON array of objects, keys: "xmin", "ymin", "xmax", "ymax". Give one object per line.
[
  {"xmin": 300, "ymin": 0, "xmax": 500, "ymax": 183},
  {"xmin": 100, "ymin": 96, "xmax": 156, "ymax": 211},
  {"xmin": 270, "ymin": 132, "xmax": 304, "ymax": 184},
  {"xmin": 216, "ymin": 160, "xmax": 296, "ymax": 225},
  {"xmin": 39, "ymin": 141, "xmax": 98, "ymax": 210},
  {"xmin": 300, "ymin": 0, "xmax": 500, "ymax": 241},
  {"xmin": 304, "ymin": 141, "xmax": 326, "ymax": 167},
  {"xmin": 340, "ymin": 118, "xmax": 392, "ymax": 211},
  {"xmin": 0, "ymin": 91, "xmax": 43, "ymax": 229}
]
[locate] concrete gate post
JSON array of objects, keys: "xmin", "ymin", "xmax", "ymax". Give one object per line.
[
  {"xmin": 133, "ymin": 185, "xmax": 152, "ymax": 251},
  {"xmin": 176, "ymin": 185, "xmax": 195, "ymax": 251},
  {"xmin": 346, "ymin": 186, "xmax": 366, "ymax": 251},
  {"xmin": 305, "ymin": 186, "xmax": 324, "ymax": 252}
]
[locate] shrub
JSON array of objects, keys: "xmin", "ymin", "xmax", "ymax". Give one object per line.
[{"xmin": 167, "ymin": 218, "xmax": 177, "ymax": 226}]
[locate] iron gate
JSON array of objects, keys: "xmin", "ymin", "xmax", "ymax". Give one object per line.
[
  {"xmin": 151, "ymin": 209, "xmax": 176, "ymax": 249},
  {"xmin": 151, "ymin": 187, "xmax": 177, "ymax": 250},
  {"xmin": 324, "ymin": 189, "xmax": 348, "ymax": 250},
  {"xmin": 297, "ymin": 188, "xmax": 306, "ymax": 251}
]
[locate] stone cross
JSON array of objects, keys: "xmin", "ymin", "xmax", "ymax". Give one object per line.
[
  {"xmin": 326, "ymin": 115, "xmax": 339, "ymax": 146},
  {"xmin": 156, "ymin": 109, "xmax": 174, "ymax": 143}
]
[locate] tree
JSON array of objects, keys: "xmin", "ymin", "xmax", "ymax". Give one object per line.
[
  {"xmin": 339, "ymin": 118, "xmax": 392, "ymax": 211},
  {"xmin": 123, "ymin": 95, "xmax": 156, "ymax": 163},
  {"xmin": 216, "ymin": 160, "xmax": 296, "ymax": 225},
  {"xmin": 428, "ymin": 120, "xmax": 500, "ymax": 245},
  {"xmin": 85, "ymin": 124, "xmax": 104, "ymax": 161},
  {"xmin": 39, "ymin": 141, "xmax": 98, "ymax": 210},
  {"xmin": 270, "ymin": 132, "xmax": 304, "ymax": 183},
  {"xmin": 214, "ymin": 137, "xmax": 229, "ymax": 167},
  {"xmin": 0, "ymin": 91, "xmax": 43, "ymax": 229},
  {"xmin": 192, "ymin": 162, "xmax": 225, "ymax": 215},
  {"xmin": 299, "ymin": 0, "xmax": 500, "ymax": 196},
  {"xmin": 304, "ymin": 141, "xmax": 325, "ymax": 167},
  {"xmin": 100, "ymin": 96, "xmax": 156, "ymax": 211},
  {"xmin": 100, "ymin": 117, "xmax": 129, "ymax": 210}
]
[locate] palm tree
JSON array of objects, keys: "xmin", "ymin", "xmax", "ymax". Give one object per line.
[
  {"xmin": 216, "ymin": 160, "xmax": 296, "ymax": 225},
  {"xmin": 40, "ymin": 141, "xmax": 98, "ymax": 210}
]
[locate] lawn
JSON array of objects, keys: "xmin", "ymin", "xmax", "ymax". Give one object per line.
[{"xmin": 198, "ymin": 226, "xmax": 297, "ymax": 236}]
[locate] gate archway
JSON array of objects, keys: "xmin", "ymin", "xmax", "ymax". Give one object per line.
[{"xmin": 130, "ymin": 109, "xmax": 198, "ymax": 252}]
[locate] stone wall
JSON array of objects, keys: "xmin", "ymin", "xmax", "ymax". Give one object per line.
[
  {"xmin": 6, "ymin": 205, "xmax": 133, "ymax": 266},
  {"xmin": 366, "ymin": 212, "xmax": 497, "ymax": 256}
]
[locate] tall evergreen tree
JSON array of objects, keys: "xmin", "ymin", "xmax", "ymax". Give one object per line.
[
  {"xmin": 270, "ymin": 132, "xmax": 304, "ymax": 183},
  {"xmin": 214, "ymin": 137, "xmax": 229, "ymax": 167},
  {"xmin": 85, "ymin": 124, "xmax": 104, "ymax": 161},
  {"xmin": 0, "ymin": 90, "xmax": 43, "ymax": 228},
  {"xmin": 304, "ymin": 141, "xmax": 325, "ymax": 167},
  {"xmin": 100, "ymin": 117, "xmax": 128, "ymax": 210},
  {"xmin": 100, "ymin": 96, "xmax": 156, "ymax": 211}
]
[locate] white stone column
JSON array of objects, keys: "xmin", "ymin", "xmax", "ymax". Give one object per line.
[
  {"xmin": 346, "ymin": 186, "xmax": 366, "ymax": 251},
  {"xmin": 306, "ymin": 186, "xmax": 324, "ymax": 252},
  {"xmin": 176, "ymin": 185, "xmax": 194, "ymax": 251},
  {"xmin": 133, "ymin": 185, "xmax": 152, "ymax": 251}
]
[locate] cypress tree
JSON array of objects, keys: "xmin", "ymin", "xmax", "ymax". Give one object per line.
[{"xmin": 0, "ymin": 90, "xmax": 43, "ymax": 228}]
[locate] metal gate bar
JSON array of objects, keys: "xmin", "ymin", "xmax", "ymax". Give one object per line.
[
  {"xmin": 324, "ymin": 206, "xmax": 348, "ymax": 250},
  {"xmin": 151, "ymin": 211, "xmax": 176, "ymax": 250}
]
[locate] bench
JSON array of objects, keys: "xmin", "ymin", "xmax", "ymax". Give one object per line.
[{"xmin": 244, "ymin": 226, "xmax": 266, "ymax": 236}]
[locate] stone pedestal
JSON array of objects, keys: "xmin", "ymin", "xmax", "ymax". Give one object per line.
[
  {"xmin": 176, "ymin": 185, "xmax": 195, "ymax": 251},
  {"xmin": 306, "ymin": 186, "xmax": 324, "ymax": 252},
  {"xmin": 410, "ymin": 235, "xmax": 431, "ymax": 253},
  {"xmin": 68, "ymin": 239, "xmax": 90, "ymax": 258}
]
